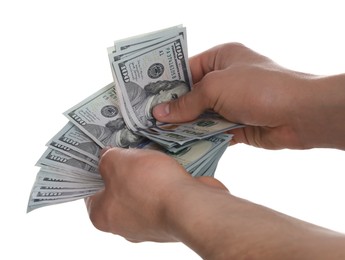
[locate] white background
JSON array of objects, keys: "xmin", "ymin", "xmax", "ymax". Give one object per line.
[{"xmin": 1, "ymin": 0, "xmax": 344, "ymax": 259}]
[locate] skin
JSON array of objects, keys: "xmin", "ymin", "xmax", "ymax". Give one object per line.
[
  {"xmin": 154, "ymin": 43, "xmax": 345, "ymax": 150},
  {"xmin": 86, "ymin": 43, "xmax": 345, "ymax": 259}
]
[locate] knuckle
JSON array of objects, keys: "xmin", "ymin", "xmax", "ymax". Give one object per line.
[
  {"xmin": 88, "ymin": 197, "xmax": 115, "ymax": 233},
  {"xmin": 89, "ymin": 207, "xmax": 107, "ymax": 232},
  {"xmin": 198, "ymin": 71, "xmax": 221, "ymax": 107},
  {"xmin": 221, "ymin": 42, "xmax": 247, "ymax": 52}
]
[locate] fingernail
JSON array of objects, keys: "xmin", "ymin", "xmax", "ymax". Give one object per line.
[
  {"xmin": 100, "ymin": 146, "xmax": 112, "ymax": 157},
  {"xmin": 153, "ymin": 103, "xmax": 170, "ymax": 118}
]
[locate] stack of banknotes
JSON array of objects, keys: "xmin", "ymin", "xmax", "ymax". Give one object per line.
[{"xmin": 27, "ymin": 25, "xmax": 241, "ymax": 212}]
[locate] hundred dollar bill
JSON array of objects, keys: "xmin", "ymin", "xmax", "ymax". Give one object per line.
[
  {"xmin": 31, "ymin": 186, "xmax": 101, "ymax": 194},
  {"xmin": 36, "ymin": 185, "xmax": 99, "ymax": 195},
  {"xmin": 110, "ymin": 27, "xmax": 187, "ymax": 67},
  {"xmin": 150, "ymin": 114, "xmax": 241, "ymax": 140},
  {"xmin": 166, "ymin": 133, "xmax": 232, "ymax": 154},
  {"xmin": 108, "ymin": 33, "xmax": 189, "ymax": 133},
  {"xmin": 47, "ymin": 122, "xmax": 101, "ymax": 161},
  {"xmin": 64, "ymin": 83, "xmax": 146, "ymax": 148},
  {"xmin": 27, "ymin": 189, "xmax": 99, "ymax": 212},
  {"xmin": 192, "ymin": 143, "xmax": 228, "ymax": 177},
  {"xmin": 48, "ymin": 140, "xmax": 98, "ymax": 168},
  {"xmin": 35, "ymin": 166, "xmax": 103, "ymax": 183},
  {"xmin": 111, "ymin": 34, "xmax": 192, "ymax": 130},
  {"xmin": 109, "ymin": 26, "xmax": 242, "ymax": 145},
  {"xmin": 178, "ymin": 134, "xmax": 231, "ymax": 170},
  {"xmin": 113, "ymin": 25, "xmax": 185, "ymax": 53},
  {"xmin": 36, "ymin": 148, "xmax": 100, "ymax": 177},
  {"xmin": 27, "ymin": 170, "xmax": 103, "ymax": 212},
  {"xmin": 107, "ymin": 25, "xmax": 188, "ymax": 133},
  {"xmin": 34, "ymin": 172, "xmax": 104, "ymax": 188},
  {"xmin": 141, "ymin": 133, "xmax": 232, "ymax": 170},
  {"xmin": 139, "ymin": 116, "xmax": 240, "ymax": 146}
]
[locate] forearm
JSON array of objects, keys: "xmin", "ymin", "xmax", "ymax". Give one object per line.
[
  {"xmin": 164, "ymin": 181, "xmax": 345, "ymax": 259},
  {"xmin": 292, "ymin": 73, "xmax": 345, "ymax": 150}
]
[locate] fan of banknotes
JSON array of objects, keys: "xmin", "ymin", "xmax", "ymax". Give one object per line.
[{"xmin": 27, "ymin": 25, "xmax": 242, "ymax": 212}]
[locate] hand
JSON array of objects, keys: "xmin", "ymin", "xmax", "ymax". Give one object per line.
[
  {"xmin": 85, "ymin": 147, "xmax": 228, "ymax": 243},
  {"xmin": 86, "ymin": 147, "xmax": 345, "ymax": 259},
  {"xmin": 85, "ymin": 148, "xmax": 345, "ymax": 259},
  {"xmin": 153, "ymin": 43, "xmax": 345, "ymax": 150}
]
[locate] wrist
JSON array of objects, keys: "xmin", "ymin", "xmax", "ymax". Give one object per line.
[
  {"xmin": 291, "ymin": 73, "xmax": 345, "ymax": 149},
  {"xmin": 161, "ymin": 178, "xmax": 233, "ymax": 258},
  {"xmin": 163, "ymin": 180, "xmax": 345, "ymax": 259},
  {"xmin": 163, "ymin": 180, "xmax": 287, "ymax": 259}
]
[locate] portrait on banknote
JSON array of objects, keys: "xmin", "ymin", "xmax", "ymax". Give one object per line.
[
  {"xmin": 104, "ymin": 118, "xmax": 145, "ymax": 147},
  {"xmin": 84, "ymin": 118, "xmax": 144, "ymax": 148},
  {"xmin": 126, "ymin": 79, "xmax": 189, "ymax": 127}
]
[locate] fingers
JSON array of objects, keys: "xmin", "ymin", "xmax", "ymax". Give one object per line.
[
  {"xmin": 84, "ymin": 191, "xmax": 110, "ymax": 232},
  {"xmin": 152, "ymin": 85, "xmax": 209, "ymax": 123},
  {"xmin": 153, "ymin": 43, "xmax": 249, "ymax": 123},
  {"xmin": 189, "ymin": 43, "xmax": 252, "ymax": 84},
  {"xmin": 189, "ymin": 50, "xmax": 217, "ymax": 84},
  {"xmin": 189, "ymin": 44, "xmax": 231, "ymax": 83},
  {"xmin": 97, "ymin": 147, "xmax": 127, "ymax": 184},
  {"xmin": 85, "ymin": 146, "xmax": 112, "ymax": 217}
]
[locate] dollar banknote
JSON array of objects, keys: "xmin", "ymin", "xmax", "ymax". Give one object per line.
[
  {"xmin": 36, "ymin": 148, "xmax": 100, "ymax": 177},
  {"xmin": 27, "ymin": 25, "xmax": 238, "ymax": 212},
  {"xmin": 64, "ymin": 83, "xmax": 147, "ymax": 149},
  {"xmin": 28, "ymin": 131, "xmax": 232, "ymax": 212},
  {"xmin": 47, "ymin": 122, "xmax": 101, "ymax": 161},
  {"xmin": 110, "ymin": 28, "xmax": 192, "ymax": 130},
  {"xmin": 108, "ymin": 25, "xmax": 241, "ymax": 145},
  {"xmin": 113, "ymin": 25, "xmax": 186, "ymax": 53}
]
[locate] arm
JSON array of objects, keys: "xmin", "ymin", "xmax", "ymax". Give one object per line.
[
  {"xmin": 85, "ymin": 147, "xmax": 345, "ymax": 259},
  {"xmin": 167, "ymin": 176, "xmax": 345, "ymax": 259},
  {"xmin": 153, "ymin": 43, "xmax": 345, "ymax": 150}
]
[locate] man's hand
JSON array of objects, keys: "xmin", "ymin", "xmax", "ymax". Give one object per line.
[
  {"xmin": 153, "ymin": 43, "xmax": 345, "ymax": 150},
  {"xmin": 85, "ymin": 147, "xmax": 228, "ymax": 243}
]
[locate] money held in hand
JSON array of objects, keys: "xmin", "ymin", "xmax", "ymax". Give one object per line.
[{"xmin": 27, "ymin": 25, "xmax": 241, "ymax": 213}]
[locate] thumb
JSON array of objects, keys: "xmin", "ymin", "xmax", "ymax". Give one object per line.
[{"xmin": 152, "ymin": 85, "xmax": 208, "ymax": 123}]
